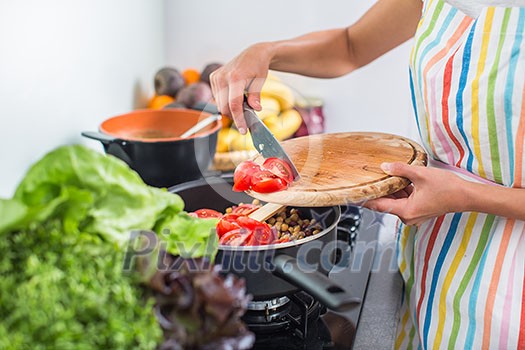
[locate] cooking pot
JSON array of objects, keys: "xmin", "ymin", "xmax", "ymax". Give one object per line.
[
  {"xmin": 82, "ymin": 108, "xmax": 221, "ymax": 188},
  {"xmin": 170, "ymin": 175, "xmax": 361, "ymax": 311}
]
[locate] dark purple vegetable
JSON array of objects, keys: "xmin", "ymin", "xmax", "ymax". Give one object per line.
[
  {"xmin": 200, "ymin": 62, "xmax": 223, "ymax": 85},
  {"xmin": 155, "ymin": 67, "xmax": 185, "ymax": 97},
  {"xmin": 176, "ymin": 82, "xmax": 213, "ymax": 109},
  {"xmin": 139, "ymin": 250, "xmax": 254, "ymax": 350}
]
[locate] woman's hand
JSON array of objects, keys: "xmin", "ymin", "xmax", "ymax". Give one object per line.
[
  {"xmin": 364, "ymin": 162, "xmax": 470, "ymax": 225},
  {"xmin": 210, "ymin": 43, "xmax": 273, "ymax": 134}
]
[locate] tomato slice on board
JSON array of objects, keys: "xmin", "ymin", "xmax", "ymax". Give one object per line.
[
  {"xmin": 250, "ymin": 170, "xmax": 289, "ymax": 193},
  {"xmin": 233, "ymin": 160, "xmax": 261, "ymax": 192},
  {"xmin": 262, "ymin": 157, "xmax": 294, "ymax": 184},
  {"xmin": 193, "ymin": 208, "xmax": 223, "ymax": 219}
]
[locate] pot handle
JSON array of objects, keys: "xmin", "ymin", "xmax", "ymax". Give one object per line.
[
  {"xmin": 81, "ymin": 131, "xmax": 133, "ymax": 165},
  {"xmin": 273, "ymin": 254, "xmax": 361, "ymax": 312},
  {"xmin": 81, "ymin": 131, "xmax": 117, "ymax": 145}
]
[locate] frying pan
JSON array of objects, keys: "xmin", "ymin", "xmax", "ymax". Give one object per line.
[{"xmin": 170, "ymin": 175, "xmax": 361, "ymax": 311}]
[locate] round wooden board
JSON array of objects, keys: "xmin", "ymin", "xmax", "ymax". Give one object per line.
[{"xmin": 246, "ymin": 132, "xmax": 428, "ymax": 207}]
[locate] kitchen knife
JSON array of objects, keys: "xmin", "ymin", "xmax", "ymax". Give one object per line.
[{"xmin": 243, "ymin": 101, "xmax": 300, "ymax": 181}]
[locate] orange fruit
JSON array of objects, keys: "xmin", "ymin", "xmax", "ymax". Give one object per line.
[
  {"xmin": 182, "ymin": 68, "xmax": 201, "ymax": 85},
  {"xmin": 148, "ymin": 94, "xmax": 175, "ymax": 109},
  {"xmin": 220, "ymin": 115, "xmax": 233, "ymax": 129}
]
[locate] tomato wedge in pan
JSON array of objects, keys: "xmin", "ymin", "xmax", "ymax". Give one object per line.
[
  {"xmin": 247, "ymin": 226, "xmax": 276, "ymax": 245},
  {"xmin": 262, "ymin": 157, "xmax": 294, "ymax": 184},
  {"xmin": 193, "ymin": 208, "xmax": 223, "ymax": 219},
  {"xmin": 216, "ymin": 213, "xmax": 242, "ymax": 237},
  {"xmin": 231, "ymin": 203, "xmax": 259, "ymax": 215},
  {"xmin": 219, "ymin": 228, "xmax": 244, "ymax": 245}
]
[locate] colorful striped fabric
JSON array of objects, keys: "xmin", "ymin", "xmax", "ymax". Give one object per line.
[{"xmin": 396, "ymin": 0, "xmax": 525, "ymax": 349}]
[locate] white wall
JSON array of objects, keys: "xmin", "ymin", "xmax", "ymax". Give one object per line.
[
  {"xmin": 0, "ymin": 0, "xmax": 164, "ymax": 197},
  {"xmin": 165, "ymin": 0, "xmax": 419, "ymax": 137},
  {"xmin": 0, "ymin": 0, "xmax": 421, "ymax": 199}
]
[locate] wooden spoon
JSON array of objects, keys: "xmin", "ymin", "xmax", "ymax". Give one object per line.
[{"xmin": 248, "ymin": 202, "xmax": 286, "ymax": 222}]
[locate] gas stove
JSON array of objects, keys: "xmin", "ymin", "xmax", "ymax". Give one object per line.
[{"xmin": 243, "ymin": 205, "xmax": 378, "ymax": 349}]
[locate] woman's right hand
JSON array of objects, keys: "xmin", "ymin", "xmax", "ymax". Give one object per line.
[{"xmin": 210, "ymin": 42, "xmax": 273, "ymax": 134}]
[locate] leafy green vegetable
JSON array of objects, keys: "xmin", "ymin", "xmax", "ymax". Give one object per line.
[
  {"xmin": 0, "ymin": 198, "xmax": 27, "ymax": 234},
  {"xmin": 0, "ymin": 221, "xmax": 162, "ymax": 350},
  {"xmin": 0, "ymin": 145, "xmax": 220, "ymax": 349},
  {"xmin": 10, "ymin": 145, "xmax": 185, "ymax": 244},
  {"xmin": 4, "ymin": 145, "xmax": 217, "ymax": 258},
  {"xmin": 157, "ymin": 212, "xmax": 219, "ymax": 259}
]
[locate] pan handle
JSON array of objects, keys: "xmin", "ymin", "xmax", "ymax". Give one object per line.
[
  {"xmin": 273, "ymin": 254, "xmax": 361, "ymax": 312},
  {"xmin": 81, "ymin": 131, "xmax": 117, "ymax": 145}
]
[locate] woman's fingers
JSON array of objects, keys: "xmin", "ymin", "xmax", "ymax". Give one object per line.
[
  {"xmin": 228, "ymin": 80, "xmax": 248, "ymax": 134},
  {"xmin": 381, "ymin": 162, "xmax": 424, "ymax": 183},
  {"xmin": 246, "ymin": 77, "xmax": 265, "ymax": 111},
  {"xmin": 364, "ymin": 197, "xmax": 406, "ymax": 215}
]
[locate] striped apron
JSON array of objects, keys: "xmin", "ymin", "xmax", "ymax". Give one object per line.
[{"xmin": 395, "ymin": 1, "xmax": 525, "ymax": 349}]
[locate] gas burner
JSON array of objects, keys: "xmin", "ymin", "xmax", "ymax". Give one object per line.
[
  {"xmin": 247, "ymin": 296, "xmax": 291, "ymax": 311},
  {"xmin": 245, "ymin": 292, "xmax": 335, "ymax": 349},
  {"xmin": 243, "ymin": 292, "xmax": 322, "ymax": 336}
]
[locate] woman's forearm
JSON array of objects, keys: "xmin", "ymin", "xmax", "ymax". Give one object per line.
[
  {"xmin": 263, "ymin": 0, "xmax": 423, "ymax": 78},
  {"xmin": 462, "ymin": 182, "xmax": 525, "ymax": 221}
]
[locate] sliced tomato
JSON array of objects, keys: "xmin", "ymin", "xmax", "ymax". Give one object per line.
[
  {"xmin": 235, "ymin": 216, "xmax": 263, "ymax": 230},
  {"xmin": 219, "ymin": 228, "xmax": 242, "ymax": 245},
  {"xmin": 262, "ymin": 157, "xmax": 294, "ymax": 184},
  {"xmin": 193, "ymin": 208, "xmax": 222, "ymax": 219},
  {"xmin": 247, "ymin": 225, "xmax": 275, "ymax": 245},
  {"xmin": 250, "ymin": 170, "xmax": 289, "ymax": 193},
  {"xmin": 219, "ymin": 228, "xmax": 254, "ymax": 246},
  {"xmin": 216, "ymin": 213, "xmax": 242, "ymax": 237},
  {"xmin": 228, "ymin": 234, "xmax": 253, "ymax": 246},
  {"xmin": 231, "ymin": 203, "xmax": 260, "ymax": 215},
  {"xmin": 274, "ymin": 236, "xmax": 290, "ymax": 244},
  {"xmin": 233, "ymin": 160, "xmax": 261, "ymax": 192},
  {"xmin": 233, "ymin": 216, "xmax": 273, "ymax": 246}
]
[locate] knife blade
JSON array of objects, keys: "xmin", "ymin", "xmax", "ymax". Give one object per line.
[{"xmin": 243, "ymin": 101, "xmax": 300, "ymax": 181}]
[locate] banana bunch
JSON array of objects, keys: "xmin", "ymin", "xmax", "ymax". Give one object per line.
[{"xmin": 216, "ymin": 75, "xmax": 303, "ymax": 152}]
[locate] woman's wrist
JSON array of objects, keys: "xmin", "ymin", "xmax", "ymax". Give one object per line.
[
  {"xmin": 247, "ymin": 42, "xmax": 278, "ymax": 70},
  {"xmin": 454, "ymin": 179, "xmax": 478, "ymax": 213},
  {"xmin": 456, "ymin": 180, "xmax": 515, "ymax": 218}
]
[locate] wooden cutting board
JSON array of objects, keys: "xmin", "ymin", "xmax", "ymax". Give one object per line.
[{"xmin": 246, "ymin": 132, "xmax": 428, "ymax": 207}]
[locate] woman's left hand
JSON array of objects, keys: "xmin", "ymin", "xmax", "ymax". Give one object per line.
[{"xmin": 364, "ymin": 162, "xmax": 470, "ymax": 225}]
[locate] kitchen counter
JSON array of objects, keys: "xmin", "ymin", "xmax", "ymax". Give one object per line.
[{"xmin": 353, "ymin": 213, "xmax": 403, "ymax": 349}]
